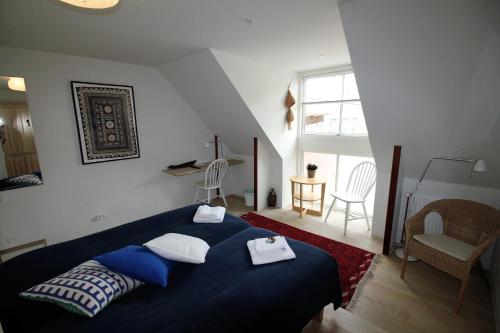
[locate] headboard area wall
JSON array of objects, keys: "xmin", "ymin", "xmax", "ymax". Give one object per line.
[{"xmin": 0, "ymin": 46, "xmax": 214, "ymax": 249}]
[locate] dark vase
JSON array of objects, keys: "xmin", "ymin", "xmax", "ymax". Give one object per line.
[{"xmin": 268, "ymin": 188, "xmax": 277, "ymax": 208}]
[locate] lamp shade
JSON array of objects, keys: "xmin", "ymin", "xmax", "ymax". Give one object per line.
[
  {"xmin": 7, "ymin": 77, "xmax": 26, "ymax": 92},
  {"xmin": 59, "ymin": 0, "xmax": 119, "ymax": 9},
  {"xmin": 472, "ymin": 159, "xmax": 487, "ymax": 172}
]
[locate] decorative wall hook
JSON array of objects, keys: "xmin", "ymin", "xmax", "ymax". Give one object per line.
[{"xmin": 285, "ymin": 81, "xmax": 296, "ymax": 130}]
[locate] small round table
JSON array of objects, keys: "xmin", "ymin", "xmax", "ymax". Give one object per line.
[{"xmin": 290, "ymin": 176, "xmax": 326, "ymax": 218}]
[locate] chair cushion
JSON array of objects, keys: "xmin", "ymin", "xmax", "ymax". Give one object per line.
[{"xmin": 413, "ymin": 233, "xmax": 477, "ymax": 262}]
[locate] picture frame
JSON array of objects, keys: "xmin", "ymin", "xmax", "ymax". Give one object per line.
[{"xmin": 71, "ymin": 81, "xmax": 140, "ymax": 164}]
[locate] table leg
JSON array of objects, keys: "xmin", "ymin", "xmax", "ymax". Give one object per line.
[
  {"xmin": 320, "ymin": 183, "xmax": 326, "ymax": 215},
  {"xmin": 291, "ymin": 181, "xmax": 295, "ymax": 210},
  {"xmin": 299, "ymin": 184, "xmax": 303, "ymax": 218},
  {"xmin": 310, "ymin": 184, "xmax": 314, "ymax": 210}
]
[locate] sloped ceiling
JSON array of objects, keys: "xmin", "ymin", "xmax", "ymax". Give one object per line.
[
  {"xmin": 159, "ymin": 49, "xmax": 278, "ymax": 157},
  {"xmin": 339, "ymin": 0, "xmax": 500, "ymax": 188},
  {"xmin": 210, "ymin": 50, "xmax": 297, "ymax": 161},
  {"xmin": 0, "ymin": 0, "xmax": 348, "ymax": 72}
]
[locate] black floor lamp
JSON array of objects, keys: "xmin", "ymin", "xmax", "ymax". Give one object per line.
[{"xmin": 395, "ymin": 156, "xmax": 487, "ymax": 260}]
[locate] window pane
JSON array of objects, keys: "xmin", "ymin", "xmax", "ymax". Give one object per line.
[
  {"xmin": 341, "ymin": 101, "xmax": 368, "ymax": 135},
  {"xmin": 303, "ymin": 152, "xmax": 337, "ymax": 196},
  {"xmin": 303, "ymin": 103, "xmax": 340, "ymax": 134},
  {"xmin": 337, "ymin": 155, "xmax": 376, "ymax": 217},
  {"xmin": 304, "ymin": 75, "xmax": 342, "ymax": 102},
  {"xmin": 343, "ymin": 73, "xmax": 360, "ymax": 100}
]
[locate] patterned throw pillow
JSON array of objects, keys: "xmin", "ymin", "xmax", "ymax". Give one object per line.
[
  {"xmin": 7, "ymin": 174, "xmax": 43, "ymax": 185},
  {"xmin": 20, "ymin": 260, "xmax": 143, "ymax": 317}
]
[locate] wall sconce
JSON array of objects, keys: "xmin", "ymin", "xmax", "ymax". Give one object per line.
[
  {"xmin": 7, "ymin": 77, "xmax": 26, "ymax": 92},
  {"xmin": 0, "ymin": 118, "xmax": 6, "ymax": 145}
]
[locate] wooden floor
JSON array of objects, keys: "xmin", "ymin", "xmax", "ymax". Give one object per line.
[{"xmin": 216, "ymin": 195, "xmax": 496, "ymax": 333}]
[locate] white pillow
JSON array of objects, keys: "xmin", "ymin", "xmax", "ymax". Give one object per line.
[{"xmin": 144, "ymin": 233, "xmax": 210, "ymax": 264}]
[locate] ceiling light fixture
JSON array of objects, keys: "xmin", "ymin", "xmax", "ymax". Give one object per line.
[
  {"xmin": 244, "ymin": 18, "xmax": 254, "ymax": 27},
  {"xmin": 58, "ymin": 0, "xmax": 120, "ymax": 9},
  {"xmin": 7, "ymin": 77, "xmax": 26, "ymax": 92}
]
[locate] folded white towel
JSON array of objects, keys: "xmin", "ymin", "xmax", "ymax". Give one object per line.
[
  {"xmin": 254, "ymin": 236, "xmax": 286, "ymax": 253},
  {"xmin": 193, "ymin": 205, "xmax": 226, "ymax": 223},
  {"xmin": 247, "ymin": 237, "xmax": 296, "ymax": 265}
]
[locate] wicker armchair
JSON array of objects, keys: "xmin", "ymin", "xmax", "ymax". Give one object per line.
[{"xmin": 400, "ymin": 199, "xmax": 500, "ymax": 313}]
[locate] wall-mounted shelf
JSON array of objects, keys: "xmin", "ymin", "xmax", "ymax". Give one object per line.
[{"xmin": 163, "ymin": 158, "xmax": 245, "ymax": 177}]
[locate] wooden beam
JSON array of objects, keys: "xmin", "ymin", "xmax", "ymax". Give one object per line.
[
  {"xmin": 253, "ymin": 137, "xmax": 258, "ymax": 211},
  {"xmin": 383, "ymin": 145, "xmax": 402, "ymax": 255},
  {"xmin": 214, "ymin": 134, "xmax": 219, "ymax": 196},
  {"xmin": 214, "ymin": 134, "xmax": 219, "ymax": 160}
]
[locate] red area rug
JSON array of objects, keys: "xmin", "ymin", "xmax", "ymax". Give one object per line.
[{"xmin": 240, "ymin": 212, "xmax": 377, "ymax": 308}]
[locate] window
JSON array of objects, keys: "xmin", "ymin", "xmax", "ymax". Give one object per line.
[
  {"xmin": 301, "ymin": 71, "xmax": 368, "ymax": 136},
  {"xmin": 302, "ymin": 152, "xmax": 375, "ymax": 217}
]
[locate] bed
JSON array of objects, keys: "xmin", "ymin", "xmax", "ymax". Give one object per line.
[
  {"xmin": 0, "ymin": 204, "xmax": 342, "ymax": 333},
  {"xmin": 0, "ymin": 172, "xmax": 43, "ymax": 191}
]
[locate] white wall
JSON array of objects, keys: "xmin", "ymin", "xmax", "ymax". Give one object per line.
[
  {"xmin": 338, "ymin": 0, "xmax": 500, "ymax": 238},
  {"xmin": 159, "ymin": 49, "xmax": 284, "ymax": 209},
  {"xmin": 0, "ymin": 46, "xmax": 215, "ymax": 249},
  {"xmin": 211, "ymin": 50, "xmax": 298, "ymax": 208},
  {"xmin": 158, "ymin": 49, "xmax": 278, "ymax": 158},
  {"xmin": 222, "ymin": 154, "xmax": 253, "ymax": 199}
]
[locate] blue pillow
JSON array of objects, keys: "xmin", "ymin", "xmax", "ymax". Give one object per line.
[{"xmin": 94, "ymin": 245, "xmax": 174, "ymax": 287}]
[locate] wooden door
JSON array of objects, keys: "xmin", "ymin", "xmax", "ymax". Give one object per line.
[{"xmin": 0, "ymin": 104, "xmax": 40, "ymax": 177}]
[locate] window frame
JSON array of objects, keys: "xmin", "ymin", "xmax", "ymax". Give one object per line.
[{"xmin": 300, "ymin": 69, "xmax": 367, "ymax": 137}]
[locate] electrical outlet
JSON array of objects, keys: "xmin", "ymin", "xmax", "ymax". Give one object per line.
[
  {"xmin": 6, "ymin": 237, "xmax": 15, "ymax": 244},
  {"xmin": 91, "ymin": 215, "xmax": 106, "ymax": 223}
]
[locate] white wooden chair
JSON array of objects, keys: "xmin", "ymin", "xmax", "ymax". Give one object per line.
[
  {"xmin": 194, "ymin": 159, "xmax": 229, "ymax": 207},
  {"xmin": 324, "ymin": 161, "xmax": 377, "ymax": 235}
]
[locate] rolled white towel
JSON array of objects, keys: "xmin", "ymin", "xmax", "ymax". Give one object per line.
[
  {"xmin": 247, "ymin": 237, "xmax": 296, "ymax": 265},
  {"xmin": 193, "ymin": 205, "xmax": 226, "ymax": 223}
]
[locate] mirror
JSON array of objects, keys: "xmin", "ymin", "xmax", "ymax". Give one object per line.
[{"xmin": 0, "ymin": 76, "xmax": 43, "ymax": 191}]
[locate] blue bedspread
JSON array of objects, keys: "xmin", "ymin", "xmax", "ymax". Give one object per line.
[{"xmin": 0, "ymin": 205, "xmax": 342, "ymax": 333}]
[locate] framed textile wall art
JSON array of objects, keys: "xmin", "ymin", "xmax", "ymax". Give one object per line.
[{"xmin": 71, "ymin": 81, "xmax": 140, "ymax": 164}]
